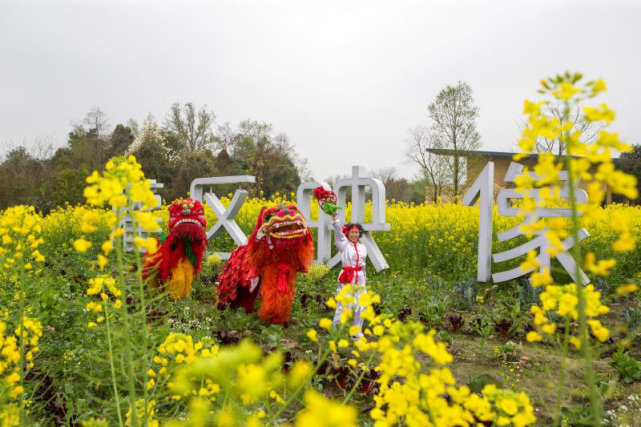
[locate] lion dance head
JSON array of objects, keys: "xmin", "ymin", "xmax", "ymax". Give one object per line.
[{"xmin": 251, "ymin": 204, "xmax": 312, "ymax": 251}]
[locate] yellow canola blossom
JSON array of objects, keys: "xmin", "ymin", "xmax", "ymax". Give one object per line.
[
  {"xmin": 0, "ymin": 315, "xmax": 42, "ymax": 401},
  {"xmin": 367, "ymin": 319, "xmax": 536, "ymax": 426},
  {"xmin": 84, "ymin": 155, "xmax": 157, "ymax": 210},
  {"xmin": 295, "ymin": 390, "xmax": 358, "ymax": 427},
  {"xmin": 16, "ymin": 188, "xmax": 641, "ymax": 287},
  {"xmin": 511, "ymin": 75, "xmax": 641, "ymax": 360}
]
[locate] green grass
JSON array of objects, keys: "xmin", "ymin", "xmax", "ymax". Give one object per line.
[{"xmin": 8, "ymin": 240, "xmax": 641, "ymax": 425}]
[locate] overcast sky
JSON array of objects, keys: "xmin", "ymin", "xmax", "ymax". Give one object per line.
[{"xmin": 1, "ymin": 0, "xmax": 640, "ymax": 181}]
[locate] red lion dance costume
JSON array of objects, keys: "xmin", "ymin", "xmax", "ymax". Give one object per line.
[
  {"xmin": 142, "ymin": 198, "xmax": 208, "ymax": 300},
  {"xmin": 215, "ymin": 204, "xmax": 314, "ymax": 324}
]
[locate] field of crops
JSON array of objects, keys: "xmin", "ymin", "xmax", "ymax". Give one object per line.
[
  {"xmin": 2, "ymin": 77, "xmax": 641, "ymax": 427},
  {"xmin": 0, "ymin": 192, "xmax": 640, "ymax": 425},
  {"xmin": 202, "ymin": 195, "xmax": 641, "ymax": 285}
]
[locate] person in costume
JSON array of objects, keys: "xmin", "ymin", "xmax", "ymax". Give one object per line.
[
  {"xmin": 142, "ymin": 198, "xmax": 208, "ymax": 300},
  {"xmin": 215, "ymin": 203, "xmax": 314, "ymax": 324},
  {"xmin": 312, "ymin": 186, "xmax": 368, "ymax": 335},
  {"xmin": 331, "ymin": 216, "xmax": 367, "ymax": 335}
]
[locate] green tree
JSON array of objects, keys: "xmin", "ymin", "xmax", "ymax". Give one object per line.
[
  {"xmin": 250, "ymin": 138, "xmax": 300, "ymax": 196},
  {"xmin": 428, "ymin": 81, "xmax": 482, "ymax": 196},
  {"xmin": 35, "ymin": 109, "xmax": 135, "ymax": 210},
  {"xmin": 215, "ymin": 148, "xmax": 243, "ymax": 176},
  {"xmin": 107, "ymin": 124, "xmax": 135, "ymax": 158},
  {"xmin": 46, "ymin": 168, "xmax": 89, "ymax": 209},
  {"xmin": 0, "ymin": 147, "xmax": 44, "ymax": 209},
  {"xmin": 167, "ymin": 151, "xmax": 219, "ymax": 202},
  {"xmin": 617, "ymin": 144, "xmax": 641, "ymax": 204},
  {"xmin": 128, "ymin": 117, "xmax": 175, "ymax": 193},
  {"xmin": 66, "ymin": 107, "xmax": 113, "ymax": 170},
  {"xmin": 214, "ymin": 120, "xmax": 303, "ymax": 196}
]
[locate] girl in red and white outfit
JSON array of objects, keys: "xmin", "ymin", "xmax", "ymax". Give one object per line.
[{"xmin": 331, "ymin": 214, "xmax": 367, "ymax": 336}]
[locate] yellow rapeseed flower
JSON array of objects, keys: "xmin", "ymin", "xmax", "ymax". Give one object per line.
[
  {"xmin": 616, "ymin": 284, "xmax": 638, "ymax": 296},
  {"xmin": 73, "ymin": 238, "xmax": 92, "ymax": 252},
  {"xmin": 306, "ymin": 329, "xmax": 318, "ymax": 343}
]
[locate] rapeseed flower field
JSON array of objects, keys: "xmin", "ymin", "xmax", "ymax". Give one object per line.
[
  {"xmin": 1, "ymin": 190, "xmax": 639, "ymax": 425},
  {"xmin": 0, "ymin": 75, "xmax": 640, "ymax": 426}
]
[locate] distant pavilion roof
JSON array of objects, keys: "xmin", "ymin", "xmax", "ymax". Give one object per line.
[
  {"xmin": 426, "ymin": 148, "xmax": 526, "ymax": 158},
  {"xmin": 425, "ymin": 148, "xmax": 631, "ymax": 165}
]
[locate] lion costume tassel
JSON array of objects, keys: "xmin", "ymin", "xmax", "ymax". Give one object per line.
[
  {"xmin": 142, "ymin": 198, "xmax": 208, "ymax": 300},
  {"xmin": 215, "ymin": 204, "xmax": 314, "ymax": 324}
]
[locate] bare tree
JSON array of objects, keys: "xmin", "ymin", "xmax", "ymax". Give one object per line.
[
  {"xmin": 29, "ymin": 138, "xmax": 56, "ymax": 160},
  {"xmin": 215, "ymin": 122, "xmax": 238, "ymax": 153},
  {"xmin": 237, "ymin": 120, "xmax": 272, "ymax": 144},
  {"xmin": 372, "ymin": 167, "xmax": 398, "ymax": 188},
  {"xmin": 405, "ymin": 126, "xmax": 449, "ymax": 202},
  {"xmin": 82, "ymin": 107, "xmax": 111, "ymax": 137},
  {"xmin": 164, "ymin": 102, "xmax": 216, "ymax": 152},
  {"xmin": 323, "ymin": 174, "xmax": 349, "ymax": 188},
  {"xmin": 274, "ymin": 131, "xmax": 312, "ymax": 181},
  {"xmin": 67, "ymin": 108, "xmax": 112, "ymax": 169},
  {"xmin": 126, "ymin": 118, "xmax": 140, "ymax": 138},
  {"xmin": 428, "ymin": 81, "xmax": 482, "ymax": 196},
  {"xmin": 0, "ymin": 138, "xmax": 55, "ymax": 162}
]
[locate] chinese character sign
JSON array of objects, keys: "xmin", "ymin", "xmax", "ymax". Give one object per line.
[
  {"xmin": 297, "ymin": 166, "xmax": 390, "ymax": 272},
  {"xmin": 190, "ymin": 175, "xmax": 256, "ymax": 259},
  {"xmin": 463, "ymin": 161, "xmax": 590, "ymax": 285},
  {"xmin": 121, "ymin": 179, "xmax": 164, "ymax": 252},
  {"xmin": 296, "ymin": 180, "xmax": 333, "ymax": 264},
  {"xmin": 461, "ymin": 163, "xmax": 494, "ymax": 282}
]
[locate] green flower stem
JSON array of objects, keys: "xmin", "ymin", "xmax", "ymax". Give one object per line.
[
  {"xmin": 563, "ymin": 107, "xmax": 602, "ymax": 425},
  {"xmin": 128, "ymin": 197, "xmax": 150, "ymax": 421},
  {"xmin": 265, "ymin": 395, "xmax": 274, "ymax": 420},
  {"xmin": 554, "ymin": 317, "xmax": 570, "ymax": 427},
  {"xmin": 221, "ymin": 382, "xmax": 231, "ymax": 409},
  {"xmin": 270, "ymin": 325, "xmax": 345, "ymax": 424},
  {"xmin": 271, "ymin": 348, "xmax": 331, "ymax": 423},
  {"xmin": 270, "ymin": 323, "xmax": 345, "ymax": 424},
  {"xmin": 104, "ymin": 302, "xmax": 124, "ymax": 427},
  {"xmin": 342, "ymin": 351, "xmax": 375, "ymax": 404},
  {"xmin": 114, "ymin": 210, "xmax": 139, "ymax": 427},
  {"xmin": 18, "ymin": 268, "xmax": 25, "ymax": 425}
]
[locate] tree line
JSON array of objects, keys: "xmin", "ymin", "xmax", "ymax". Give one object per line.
[
  {"xmin": 0, "ymin": 83, "xmax": 489, "ymax": 211},
  {"xmin": 0, "ymin": 104, "xmax": 309, "ymax": 212},
  {"xmin": 7, "ymin": 82, "xmax": 630, "ymax": 212},
  {"xmin": 1, "ymin": 87, "xmax": 472, "ymax": 212}
]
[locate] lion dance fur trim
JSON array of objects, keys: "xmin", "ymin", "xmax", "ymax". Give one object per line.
[{"xmin": 215, "ymin": 203, "xmax": 314, "ymax": 324}]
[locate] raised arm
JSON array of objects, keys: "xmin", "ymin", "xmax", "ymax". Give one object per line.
[{"xmin": 332, "ymin": 215, "xmax": 348, "ymax": 252}]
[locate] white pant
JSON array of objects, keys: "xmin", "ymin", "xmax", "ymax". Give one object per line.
[{"xmin": 332, "ymin": 283, "xmax": 367, "ymax": 332}]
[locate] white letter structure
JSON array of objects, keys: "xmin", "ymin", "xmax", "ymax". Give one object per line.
[
  {"xmin": 298, "ymin": 166, "xmax": 390, "ymax": 272},
  {"xmin": 190, "ymin": 175, "xmax": 256, "ymax": 259},
  {"xmin": 121, "ymin": 179, "xmax": 164, "ymax": 253},
  {"xmin": 463, "ymin": 161, "xmax": 590, "ymax": 285},
  {"xmin": 462, "ymin": 162, "xmax": 494, "ymax": 282},
  {"xmin": 297, "ymin": 180, "xmax": 333, "ymax": 264}
]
